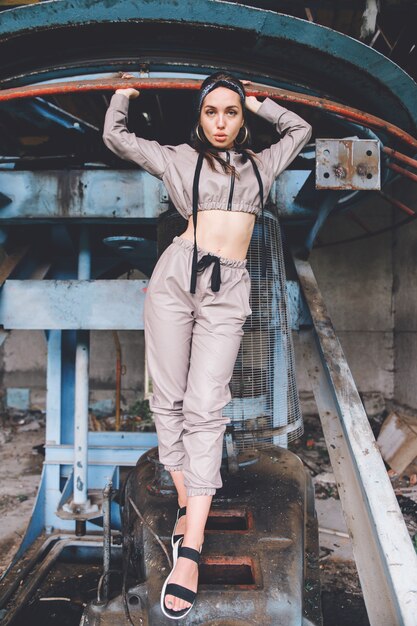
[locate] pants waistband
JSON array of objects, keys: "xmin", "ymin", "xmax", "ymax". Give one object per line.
[{"xmin": 173, "ymin": 235, "xmax": 247, "ymax": 269}]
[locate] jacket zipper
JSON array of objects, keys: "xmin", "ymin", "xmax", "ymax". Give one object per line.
[{"xmin": 226, "ymin": 151, "xmax": 235, "ymax": 210}]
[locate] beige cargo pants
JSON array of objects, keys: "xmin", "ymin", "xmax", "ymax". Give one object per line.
[{"xmin": 143, "ymin": 235, "xmax": 252, "ymax": 497}]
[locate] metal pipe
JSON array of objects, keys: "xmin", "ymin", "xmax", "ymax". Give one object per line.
[
  {"xmin": 378, "ymin": 190, "xmax": 415, "ymax": 215},
  {"xmin": 74, "ymin": 226, "xmax": 91, "ymax": 506},
  {"xmin": 102, "ymin": 481, "xmax": 113, "ymax": 601},
  {"xmin": 382, "ymin": 145, "xmax": 417, "ymax": 170},
  {"xmin": 0, "ymin": 534, "xmax": 108, "ymax": 605},
  {"xmin": 387, "ymin": 161, "xmax": 417, "ymax": 183},
  {"xmin": 75, "ymin": 520, "xmax": 86, "ymax": 536},
  {"xmin": 347, "ymin": 210, "xmax": 372, "ymax": 233},
  {"xmin": 0, "ymin": 536, "xmax": 112, "ymax": 625},
  {"xmin": 0, "ymin": 77, "xmax": 416, "ymax": 149},
  {"xmin": 0, "ymin": 539, "xmax": 72, "ymax": 626},
  {"xmin": 112, "ymin": 331, "xmax": 122, "ymax": 432},
  {"xmin": 0, "ymin": 535, "xmax": 58, "ymax": 607}
]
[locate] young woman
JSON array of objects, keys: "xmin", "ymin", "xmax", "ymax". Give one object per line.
[{"xmin": 103, "ymin": 71, "xmax": 312, "ymax": 619}]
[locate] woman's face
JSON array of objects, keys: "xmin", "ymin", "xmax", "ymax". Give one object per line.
[{"xmin": 199, "ymin": 86, "xmax": 244, "ymax": 150}]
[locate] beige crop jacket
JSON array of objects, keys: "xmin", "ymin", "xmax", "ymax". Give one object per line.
[{"xmin": 102, "ymin": 92, "xmax": 312, "ymax": 220}]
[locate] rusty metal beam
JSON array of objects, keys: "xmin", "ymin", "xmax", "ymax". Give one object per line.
[
  {"xmin": 382, "ymin": 145, "xmax": 417, "ymax": 169},
  {"xmin": 0, "ymin": 77, "xmax": 416, "ymax": 149},
  {"xmin": 379, "ymin": 190, "xmax": 416, "ymax": 215},
  {"xmin": 0, "ymin": 245, "xmax": 30, "ymax": 286},
  {"xmin": 347, "ymin": 209, "xmax": 373, "ymax": 233},
  {"xmin": 386, "ymin": 161, "xmax": 417, "ymax": 183},
  {"xmin": 0, "ymin": 0, "xmax": 41, "ymax": 4}
]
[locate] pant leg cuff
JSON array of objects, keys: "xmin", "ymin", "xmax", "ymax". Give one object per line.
[
  {"xmin": 186, "ymin": 487, "xmax": 216, "ymax": 496},
  {"xmin": 164, "ymin": 464, "xmax": 183, "ymax": 472}
]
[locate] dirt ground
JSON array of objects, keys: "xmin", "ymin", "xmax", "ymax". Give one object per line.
[{"xmin": 0, "ymin": 412, "xmax": 45, "ymax": 573}]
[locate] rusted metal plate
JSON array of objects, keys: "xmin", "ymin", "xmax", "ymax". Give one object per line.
[
  {"xmin": 316, "ymin": 138, "xmax": 381, "ymax": 189},
  {"xmin": 316, "ymin": 138, "xmax": 381, "ymax": 191}
]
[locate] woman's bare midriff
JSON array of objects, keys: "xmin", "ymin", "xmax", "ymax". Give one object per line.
[{"xmin": 179, "ymin": 210, "xmax": 256, "ymax": 260}]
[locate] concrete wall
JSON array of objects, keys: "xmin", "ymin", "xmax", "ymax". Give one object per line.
[
  {"xmin": 392, "ymin": 177, "xmax": 417, "ymax": 409},
  {"xmin": 298, "ymin": 193, "xmax": 395, "ymax": 400},
  {"xmin": 0, "ymin": 328, "xmax": 145, "ymax": 412}
]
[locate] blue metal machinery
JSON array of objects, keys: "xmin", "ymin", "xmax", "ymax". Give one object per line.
[{"xmin": 0, "ymin": 1, "xmax": 417, "ymax": 624}]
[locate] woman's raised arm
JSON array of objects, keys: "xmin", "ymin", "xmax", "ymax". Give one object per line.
[
  {"xmin": 102, "ymin": 89, "xmax": 179, "ymax": 180},
  {"xmin": 249, "ymin": 96, "xmax": 312, "ymax": 179}
]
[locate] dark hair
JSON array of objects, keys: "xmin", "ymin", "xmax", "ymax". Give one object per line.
[{"xmin": 190, "ymin": 71, "xmax": 259, "ymax": 179}]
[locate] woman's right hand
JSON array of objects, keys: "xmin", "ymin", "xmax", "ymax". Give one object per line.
[{"xmin": 115, "ymin": 72, "xmax": 140, "ymax": 99}]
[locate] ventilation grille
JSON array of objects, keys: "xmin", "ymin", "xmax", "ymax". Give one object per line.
[{"xmin": 223, "ymin": 210, "xmax": 303, "ymax": 451}]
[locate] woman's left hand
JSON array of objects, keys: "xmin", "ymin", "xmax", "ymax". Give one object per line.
[{"xmin": 241, "ymin": 80, "xmax": 262, "ymax": 113}]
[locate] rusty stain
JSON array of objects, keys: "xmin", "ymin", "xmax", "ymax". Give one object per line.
[{"xmin": 333, "ymin": 164, "xmax": 346, "ymax": 178}]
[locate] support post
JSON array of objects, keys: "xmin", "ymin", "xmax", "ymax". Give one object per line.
[{"xmin": 73, "ymin": 227, "xmax": 91, "ymax": 508}]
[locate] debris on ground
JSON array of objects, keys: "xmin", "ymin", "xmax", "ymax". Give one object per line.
[
  {"xmin": 88, "ymin": 398, "xmax": 154, "ymax": 431},
  {"xmin": 377, "ymin": 410, "xmax": 417, "ymax": 474},
  {"xmin": 0, "ymin": 409, "xmax": 45, "ymax": 573},
  {"xmin": 290, "ymin": 397, "xmax": 417, "ymax": 591}
]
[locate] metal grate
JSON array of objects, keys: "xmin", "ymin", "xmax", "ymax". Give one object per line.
[{"xmin": 224, "ymin": 209, "xmax": 304, "ymax": 451}]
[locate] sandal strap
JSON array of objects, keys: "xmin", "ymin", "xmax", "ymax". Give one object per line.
[
  {"xmin": 178, "ymin": 545, "xmax": 200, "ymax": 564},
  {"xmin": 173, "ymin": 533, "xmax": 184, "ymax": 544},
  {"xmin": 165, "ymin": 583, "xmax": 196, "ymax": 604}
]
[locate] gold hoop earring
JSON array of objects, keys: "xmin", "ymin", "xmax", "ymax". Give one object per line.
[
  {"xmin": 195, "ymin": 124, "xmax": 206, "ymax": 143},
  {"xmin": 235, "ymin": 125, "xmax": 248, "ymax": 146}
]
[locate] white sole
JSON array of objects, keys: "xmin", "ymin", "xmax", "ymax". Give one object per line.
[{"xmin": 160, "ymin": 539, "xmax": 201, "ymax": 620}]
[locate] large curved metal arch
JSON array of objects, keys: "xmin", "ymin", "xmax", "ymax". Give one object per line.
[{"xmin": 0, "ymin": 0, "xmax": 416, "ymax": 134}]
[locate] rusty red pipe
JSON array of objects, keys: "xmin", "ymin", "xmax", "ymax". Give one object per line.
[
  {"xmin": 0, "ymin": 77, "xmax": 416, "ymax": 149},
  {"xmin": 382, "ymin": 145, "xmax": 417, "ymax": 170},
  {"xmin": 386, "ymin": 161, "xmax": 417, "ymax": 183},
  {"xmin": 379, "ymin": 190, "xmax": 415, "ymax": 215}
]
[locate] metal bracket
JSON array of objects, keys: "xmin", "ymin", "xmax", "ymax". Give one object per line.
[{"xmin": 316, "ymin": 138, "xmax": 381, "ymax": 190}]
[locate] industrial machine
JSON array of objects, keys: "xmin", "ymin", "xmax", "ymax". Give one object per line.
[{"xmin": 1, "ymin": 1, "xmax": 417, "ymax": 625}]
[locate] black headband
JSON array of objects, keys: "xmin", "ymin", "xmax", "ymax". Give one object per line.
[{"xmin": 198, "ymin": 79, "xmax": 245, "ymax": 113}]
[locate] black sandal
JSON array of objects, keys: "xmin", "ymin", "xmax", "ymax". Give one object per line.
[
  {"xmin": 160, "ymin": 536, "xmax": 201, "ymax": 620},
  {"xmin": 171, "ymin": 505, "xmax": 186, "ymax": 549}
]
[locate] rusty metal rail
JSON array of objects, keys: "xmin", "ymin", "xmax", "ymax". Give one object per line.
[
  {"xmin": 0, "ymin": 535, "xmax": 112, "ymax": 626},
  {"xmin": 293, "ymin": 253, "xmax": 417, "ymax": 626},
  {"xmin": 0, "ymin": 76, "xmax": 416, "ymax": 149}
]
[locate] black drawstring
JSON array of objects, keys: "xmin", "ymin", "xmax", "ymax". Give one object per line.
[
  {"xmin": 244, "ymin": 152, "xmax": 267, "ymax": 279},
  {"xmin": 189, "ymin": 149, "xmax": 266, "ymax": 294},
  {"xmin": 197, "ymin": 254, "xmax": 221, "ymax": 292},
  {"xmin": 190, "ymin": 152, "xmax": 205, "ymax": 294}
]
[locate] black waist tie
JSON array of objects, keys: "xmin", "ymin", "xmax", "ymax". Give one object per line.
[
  {"xmin": 189, "ymin": 150, "xmax": 266, "ymax": 294},
  {"xmin": 196, "ymin": 253, "xmax": 221, "ymax": 292}
]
